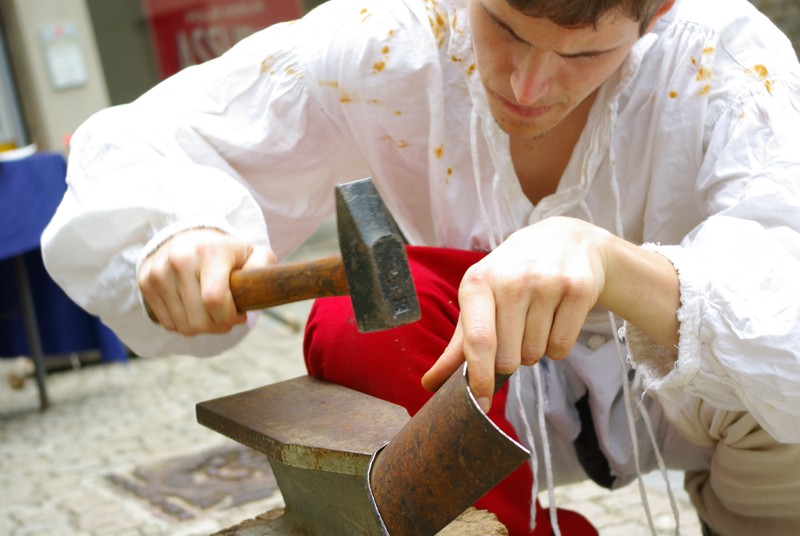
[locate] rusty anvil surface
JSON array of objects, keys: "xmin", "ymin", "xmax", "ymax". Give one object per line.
[
  {"xmin": 197, "ymin": 376, "xmax": 409, "ymax": 473},
  {"xmin": 197, "ymin": 370, "xmax": 529, "ymax": 535}
]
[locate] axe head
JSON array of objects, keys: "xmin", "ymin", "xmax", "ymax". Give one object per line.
[{"xmin": 335, "ymin": 178, "xmax": 421, "ymax": 333}]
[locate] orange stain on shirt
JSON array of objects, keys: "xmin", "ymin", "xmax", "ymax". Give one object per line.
[
  {"xmin": 748, "ymin": 65, "xmax": 773, "ymax": 95},
  {"xmin": 467, "ymin": 64, "xmax": 476, "ymax": 76},
  {"xmin": 690, "ymin": 51, "xmax": 713, "ymax": 96},
  {"xmin": 429, "ymin": 15, "xmax": 444, "ymax": 39},
  {"xmin": 434, "ymin": 145, "xmax": 444, "ymax": 159},
  {"xmin": 381, "ymin": 134, "xmax": 410, "ymax": 148},
  {"xmin": 669, "ymin": 91, "xmax": 679, "ymax": 99},
  {"xmin": 696, "ymin": 67, "xmax": 711, "ymax": 81},
  {"xmin": 424, "ymin": 0, "xmax": 447, "ymax": 46},
  {"xmin": 373, "ymin": 61, "xmax": 386, "ymax": 73}
]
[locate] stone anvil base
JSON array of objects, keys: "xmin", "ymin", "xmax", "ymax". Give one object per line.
[{"xmin": 213, "ymin": 506, "xmax": 509, "ymax": 535}]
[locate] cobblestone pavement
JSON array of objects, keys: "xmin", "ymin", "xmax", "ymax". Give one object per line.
[{"xmin": 1, "ymin": 220, "xmax": 702, "ymax": 536}]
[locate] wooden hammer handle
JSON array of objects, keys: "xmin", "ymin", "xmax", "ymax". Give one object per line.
[
  {"xmin": 144, "ymin": 254, "xmax": 348, "ymax": 322},
  {"xmin": 230, "ymin": 254, "xmax": 349, "ymax": 312}
]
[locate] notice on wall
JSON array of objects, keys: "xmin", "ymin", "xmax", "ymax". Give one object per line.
[
  {"xmin": 40, "ymin": 23, "xmax": 88, "ymax": 91},
  {"xmin": 143, "ymin": 0, "xmax": 302, "ymax": 79}
]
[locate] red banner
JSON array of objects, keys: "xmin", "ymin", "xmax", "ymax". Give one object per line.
[{"xmin": 144, "ymin": 0, "xmax": 302, "ymax": 79}]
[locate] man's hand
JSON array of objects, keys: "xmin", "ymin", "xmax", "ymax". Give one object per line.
[
  {"xmin": 138, "ymin": 228, "xmax": 275, "ymax": 335},
  {"xmin": 421, "ymin": 216, "xmax": 680, "ymax": 413}
]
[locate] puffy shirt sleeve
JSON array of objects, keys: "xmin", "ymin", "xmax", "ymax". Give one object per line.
[
  {"xmin": 41, "ymin": 9, "xmax": 370, "ymax": 357},
  {"xmin": 626, "ymin": 66, "xmax": 800, "ymax": 443}
]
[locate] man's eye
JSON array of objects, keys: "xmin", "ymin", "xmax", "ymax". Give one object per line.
[
  {"xmin": 561, "ymin": 52, "xmax": 604, "ymax": 61},
  {"xmin": 487, "ymin": 14, "xmax": 524, "ymax": 42}
]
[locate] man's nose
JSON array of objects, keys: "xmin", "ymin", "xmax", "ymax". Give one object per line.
[{"xmin": 510, "ymin": 49, "xmax": 552, "ymax": 106}]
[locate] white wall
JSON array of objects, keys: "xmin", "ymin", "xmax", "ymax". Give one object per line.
[{"xmin": 0, "ymin": 0, "xmax": 110, "ymax": 152}]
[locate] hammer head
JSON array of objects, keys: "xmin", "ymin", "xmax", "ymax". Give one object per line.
[{"xmin": 335, "ymin": 178, "xmax": 421, "ymax": 333}]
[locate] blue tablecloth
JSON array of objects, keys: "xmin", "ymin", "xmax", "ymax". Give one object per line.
[{"xmin": 0, "ymin": 151, "xmax": 127, "ymax": 361}]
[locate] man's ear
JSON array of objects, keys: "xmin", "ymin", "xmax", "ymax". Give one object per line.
[{"xmin": 644, "ymin": 0, "xmax": 676, "ymax": 33}]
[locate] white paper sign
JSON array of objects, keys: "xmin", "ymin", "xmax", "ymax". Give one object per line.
[{"xmin": 41, "ymin": 23, "xmax": 88, "ymax": 90}]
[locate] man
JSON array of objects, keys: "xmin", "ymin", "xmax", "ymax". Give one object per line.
[{"xmin": 42, "ymin": 0, "xmax": 800, "ymax": 534}]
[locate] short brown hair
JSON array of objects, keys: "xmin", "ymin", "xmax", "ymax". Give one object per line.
[{"xmin": 505, "ymin": 0, "xmax": 666, "ymax": 32}]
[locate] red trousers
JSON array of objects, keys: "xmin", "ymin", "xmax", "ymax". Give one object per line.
[{"xmin": 304, "ymin": 245, "xmax": 597, "ymax": 535}]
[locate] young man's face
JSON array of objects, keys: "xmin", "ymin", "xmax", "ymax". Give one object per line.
[{"xmin": 469, "ymin": 0, "xmax": 645, "ymax": 141}]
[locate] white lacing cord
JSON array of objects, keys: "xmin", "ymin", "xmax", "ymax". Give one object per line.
[
  {"xmin": 607, "ymin": 118, "xmax": 680, "ymax": 533},
  {"xmin": 635, "ymin": 382, "xmax": 682, "ymax": 536},
  {"xmin": 469, "ymin": 107, "xmax": 500, "ymax": 250},
  {"xmin": 512, "ymin": 370, "xmax": 540, "ymax": 533},
  {"xmin": 534, "ymin": 364, "xmax": 561, "ymax": 536},
  {"xmin": 606, "ymin": 142, "xmax": 659, "ymax": 532},
  {"xmin": 512, "ymin": 365, "xmax": 562, "ymax": 535},
  {"xmin": 609, "ymin": 312, "xmax": 657, "ymax": 535}
]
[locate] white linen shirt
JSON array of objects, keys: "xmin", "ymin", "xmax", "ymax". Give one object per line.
[{"xmin": 42, "ymin": 0, "xmax": 800, "ymax": 447}]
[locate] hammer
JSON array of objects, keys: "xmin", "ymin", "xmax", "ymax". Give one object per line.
[{"xmin": 229, "ymin": 178, "xmax": 420, "ymax": 333}]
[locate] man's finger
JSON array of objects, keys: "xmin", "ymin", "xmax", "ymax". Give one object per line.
[
  {"xmin": 546, "ymin": 293, "xmax": 593, "ymax": 359},
  {"xmin": 421, "ymin": 320, "xmax": 465, "ymax": 392},
  {"xmin": 176, "ymin": 263, "xmax": 224, "ymax": 333},
  {"xmin": 141, "ymin": 262, "xmax": 187, "ymax": 331},
  {"xmin": 200, "ymin": 257, "xmax": 243, "ymax": 326},
  {"xmin": 520, "ymin": 294, "xmax": 557, "ymax": 364},
  {"xmin": 240, "ymin": 245, "xmax": 276, "ymax": 271},
  {"xmin": 493, "ymin": 287, "xmax": 528, "ymax": 374},
  {"xmin": 457, "ymin": 275, "xmax": 498, "ymax": 412}
]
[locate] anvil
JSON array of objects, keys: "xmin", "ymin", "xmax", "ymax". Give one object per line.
[{"xmin": 197, "ymin": 365, "xmax": 529, "ymax": 535}]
